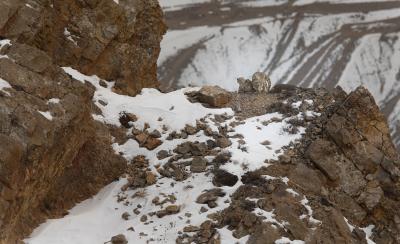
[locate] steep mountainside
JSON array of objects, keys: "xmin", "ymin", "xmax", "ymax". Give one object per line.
[
  {"xmin": 0, "ymin": 0, "xmax": 166, "ymax": 243},
  {"xmin": 23, "ymin": 74, "xmax": 400, "ymax": 243},
  {"xmin": 157, "ymin": 0, "xmax": 400, "ymax": 151}
]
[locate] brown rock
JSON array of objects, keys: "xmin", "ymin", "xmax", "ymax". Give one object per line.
[
  {"xmin": 111, "ymin": 234, "xmax": 128, "ymax": 244},
  {"xmin": 183, "ymin": 225, "xmax": 200, "ymax": 232},
  {"xmin": 197, "ymin": 86, "xmax": 232, "ymax": 108},
  {"xmin": 119, "ymin": 112, "xmax": 138, "ymax": 128},
  {"xmin": 190, "ymin": 157, "xmax": 208, "ymax": 173},
  {"xmin": 135, "ymin": 132, "xmax": 149, "ymax": 146},
  {"xmin": 306, "ymin": 139, "xmax": 340, "ymax": 181},
  {"xmin": 196, "ymin": 189, "xmax": 226, "ymax": 204},
  {"xmin": 215, "ymin": 137, "xmax": 232, "ymax": 149},
  {"xmin": 213, "ymin": 169, "xmax": 238, "ymax": 187}
]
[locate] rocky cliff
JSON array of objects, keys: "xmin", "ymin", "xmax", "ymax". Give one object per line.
[{"xmin": 0, "ymin": 0, "xmax": 166, "ymax": 243}]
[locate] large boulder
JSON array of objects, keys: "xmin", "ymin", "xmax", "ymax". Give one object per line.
[{"xmin": 197, "ymin": 85, "xmax": 232, "ymax": 108}]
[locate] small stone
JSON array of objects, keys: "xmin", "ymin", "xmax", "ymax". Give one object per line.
[
  {"xmin": 278, "ymin": 154, "xmax": 291, "ymax": 164},
  {"xmin": 121, "ymin": 212, "xmax": 130, "ymax": 220},
  {"xmin": 111, "ymin": 234, "xmax": 128, "ymax": 244},
  {"xmin": 266, "ymin": 184, "xmax": 276, "ymax": 194},
  {"xmin": 213, "ymin": 169, "xmax": 238, "ymax": 187},
  {"xmin": 184, "ymin": 225, "xmax": 200, "ymax": 232},
  {"xmin": 207, "ymin": 201, "xmax": 218, "ymax": 208},
  {"xmin": 190, "ymin": 157, "xmax": 208, "ymax": 173},
  {"xmin": 140, "ymin": 214, "xmax": 148, "ymax": 222},
  {"xmin": 145, "ymin": 137, "xmax": 162, "ymax": 150},
  {"xmin": 99, "ymin": 80, "xmax": 108, "ymax": 88},
  {"xmin": 119, "ymin": 112, "xmax": 138, "ymax": 128},
  {"xmin": 156, "ymin": 205, "xmax": 180, "ymax": 218},
  {"xmin": 196, "ymin": 188, "xmax": 225, "ymax": 204},
  {"xmin": 166, "ymin": 205, "xmax": 180, "ymax": 214},
  {"xmin": 200, "ymin": 206, "xmax": 208, "ymax": 213},
  {"xmin": 260, "ymin": 140, "xmax": 271, "ymax": 146},
  {"xmin": 98, "ymin": 99, "xmax": 108, "ymax": 106},
  {"xmin": 215, "ymin": 137, "xmax": 232, "ymax": 148},
  {"xmin": 185, "ymin": 124, "xmax": 198, "ymax": 135},
  {"xmin": 150, "ymin": 129, "xmax": 162, "ymax": 138},
  {"xmin": 157, "ymin": 150, "xmax": 170, "ymax": 160},
  {"xmin": 135, "ymin": 132, "xmax": 148, "ymax": 145}
]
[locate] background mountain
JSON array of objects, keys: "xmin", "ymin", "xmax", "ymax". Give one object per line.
[{"xmin": 157, "ymin": 0, "xmax": 400, "ymax": 151}]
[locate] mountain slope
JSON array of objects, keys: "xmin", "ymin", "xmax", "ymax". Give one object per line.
[{"xmin": 158, "ymin": 0, "xmax": 400, "ymax": 151}]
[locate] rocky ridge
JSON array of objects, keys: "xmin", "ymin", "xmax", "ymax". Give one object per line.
[
  {"xmin": 0, "ymin": 0, "xmax": 166, "ymax": 243},
  {"xmin": 0, "ymin": 1, "xmax": 399, "ymax": 243},
  {"xmin": 24, "ymin": 69, "xmax": 400, "ymax": 243}
]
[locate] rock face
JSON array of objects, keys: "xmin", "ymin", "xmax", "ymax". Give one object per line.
[
  {"xmin": 0, "ymin": 0, "xmax": 166, "ymax": 96},
  {"xmin": 212, "ymin": 86, "xmax": 400, "ymax": 243},
  {"xmin": 0, "ymin": 0, "xmax": 166, "ymax": 242}
]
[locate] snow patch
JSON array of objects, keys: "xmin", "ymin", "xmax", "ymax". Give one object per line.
[
  {"xmin": 38, "ymin": 111, "xmax": 53, "ymax": 121},
  {"xmin": 0, "ymin": 78, "xmax": 12, "ymax": 96}
]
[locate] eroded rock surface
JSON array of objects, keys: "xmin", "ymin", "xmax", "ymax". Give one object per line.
[
  {"xmin": 0, "ymin": 0, "xmax": 166, "ymax": 242},
  {"xmin": 0, "ymin": 0, "xmax": 166, "ymax": 96}
]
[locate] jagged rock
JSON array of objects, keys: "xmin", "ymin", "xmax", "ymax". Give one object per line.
[
  {"xmin": 197, "ymin": 85, "xmax": 232, "ymax": 108},
  {"xmin": 144, "ymin": 137, "xmax": 162, "ymax": 150},
  {"xmin": 0, "ymin": 0, "xmax": 166, "ymax": 96},
  {"xmin": 358, "ymin": 184, "xmax": 384, "ymax": 210},
  {"xmin": 0, "ymin": 40, "xmax": 127, "ymax": 242},
  {"xmin": 306, "ymin": 139, "xmax": 340, "ymax": 181},
  {"xmin": 134, "ymin": 132, "xmax": 162, "ymax": 150}
]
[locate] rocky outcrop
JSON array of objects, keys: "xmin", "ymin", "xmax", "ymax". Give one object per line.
[
  {"xmin": 0, "ymin": 0, "xmax": 166, "ymax": 95},
  {"xmin": 176, "ymin": 85, "xmax": 400, "ymax": 244},
  {"xmin": 0, "ymin": 39, "xmax": 127, "ymax": 243},
  {"xmin": 0, "ymin": 0, "xmax": 166, "ymax": 242}
]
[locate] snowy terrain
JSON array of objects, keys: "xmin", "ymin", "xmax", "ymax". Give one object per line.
[
  {"xmin": 24, "ymin": 68, "xmax": 300, "ymax": 243},
  {"xmin": 158, "ymin": 0, "xmax": 400, "ymax": 150},
  {"xmin": 24, "ymin": 67, "xmax": 377, "ymax": 244}
]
